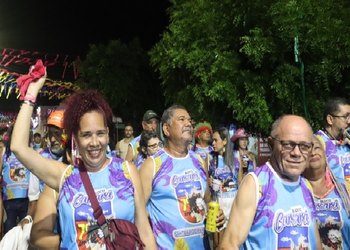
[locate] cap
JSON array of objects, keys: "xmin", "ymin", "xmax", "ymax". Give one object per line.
[
  {"xmin": 194, "ymin": 122, "xmax": 212, "ymax": 139},
  {"xmin": 143, "ymin": 110, "xmax": 159, "ymax": 122},
  {"xmin": 231, "ymin": 128, "xmax": 249, "ymax": 142},
  {"xmin": 47, "ymin": 110, "xmax": 65, "ymax": 129}
]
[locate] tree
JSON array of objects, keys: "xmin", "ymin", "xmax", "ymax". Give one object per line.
[
  {"xmin": 150, "ymin": 0, "xmax": 350, "ymax": 135},
  {"xmin": 78, "ymin": 39, "xmax": 165, "ymax": 127}
]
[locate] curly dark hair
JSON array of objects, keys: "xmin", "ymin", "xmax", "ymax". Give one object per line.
[{"xmin": 62, "ymin": 89, "xmax": 113, "ymax": 137}]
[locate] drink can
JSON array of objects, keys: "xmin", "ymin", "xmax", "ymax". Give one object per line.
[{"xmin": 206, "ymin": 201, "xmax": 220, "ymax": 233}]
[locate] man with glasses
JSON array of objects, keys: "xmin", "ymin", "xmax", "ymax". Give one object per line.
[
  {"xmin": 315, "ymin": 97, "xmax": 350, "ymax": 193},
  {"xmin": 140, "ymin": 105, "xmax": 225, "ymax": 249},
  {"xmin": 220, "ymin": 115, "xmax": 322, "ymax": 249}
]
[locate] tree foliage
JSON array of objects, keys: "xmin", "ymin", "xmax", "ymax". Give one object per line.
[
  {"xmin": 78, "ymin": 39, "xmax": 164, "ymax": 125},
  {"xmin": 150, "ymin": 0, "xmax": 350, "ymax": 135}
]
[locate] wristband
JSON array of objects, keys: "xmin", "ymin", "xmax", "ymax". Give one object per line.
[
  {"xmin": 23, "ymin": 100, "xmax": 35, "ymax": 107},
  {"xmin": 24, "ymin": 93, "xmax": 37, "ymax": 103}
]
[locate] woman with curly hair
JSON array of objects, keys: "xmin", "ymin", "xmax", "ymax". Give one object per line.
[{"xmin": 11, "ymin": 69, "xmax": 156, "ymax": 249}]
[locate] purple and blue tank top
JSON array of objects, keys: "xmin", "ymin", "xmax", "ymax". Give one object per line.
[
  {"xmin": 243, "ymin": 162, "xmax": 318, "ymax": 249},
  {"xmin": 148, "ymin": 149, "xmax": 208, "ymax": 250},
  {"xmin": 58, "ymin": 157, "xmax": 135, "ymax": 249}
]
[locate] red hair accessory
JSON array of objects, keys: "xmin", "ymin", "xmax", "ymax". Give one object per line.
[{"xmin": 16, "ymin": 59, "xmax": 46, "ymax": 100}]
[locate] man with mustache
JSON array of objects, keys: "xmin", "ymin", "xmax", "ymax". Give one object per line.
[
  {"xmin": 315, "ymin": 97, "xmax": 350, "ymax": 193},
  {"xmin": 140, "ymin": 105, "xmax": 224, "ymax": 249}
]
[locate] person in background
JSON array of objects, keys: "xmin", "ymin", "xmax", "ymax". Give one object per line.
[
  {"xmin": 303, "ymin": 135, "xmax": 350, "ymax": 250},
  {"xmin": 1, "ymin": 125, "xmax": 30, "ymax": 234},
  {"xmin": 125, "ymin": 110, "xmax": 159, "ymax": 165},
  {"xmin": 30, "ymin": 137, "xmax": 72, "ymax": 249},
  {"xmin": 32, "ymin": 132, "xmax": 42, "ymax": 151},
  {"xmin": 209, "ymin": 127, "xmax": 238, "ymax": 249},
  {"xmin": 10, "ymin": 71, "xmax": 156, "ymax": 249},
  {"xmin": 220, "ymin": 115, "xmax": 322, "ymax": 249},
  {"xmin": 137, "ymin": 131, "xmax": 163, "ymax": 168},
  {"xmin": 191, "ymin": 121, "xmax": 213, "ymax": 161},
  {"xmin": 314, "ymin": 97, "xmax": 350, "ymax": 193},
  {"xmin": 24, "ymin": 109, "xmax": 66, "ymax": 228},
  {"xmin": 140, "ymin": 104, "xmax": 224, "ymax": 249},
  {"xmin": 231, "ymin": 128, "xmax": 256, "ymax": 184},
  {"xmin": 0, "ymin": 139, "xmax": 5, "ymax": 239},
  {"xmin": 115, "ymin": 123, "xmax": 134, "ymax": 159}
]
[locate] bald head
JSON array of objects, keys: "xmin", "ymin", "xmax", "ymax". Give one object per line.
[
  {"xmin": 271, "ymin": 115, "xmax": 313, "ymax": 141},
  {"xmin": 269, "ymin": 115, "xmax": 313, "ymax": 182}
]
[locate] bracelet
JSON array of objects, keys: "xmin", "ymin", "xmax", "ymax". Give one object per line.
[
  {"xmin": 24, "ymin": 93, "xmax": 37, "ymax": 103},
  {"xmin": 22, "ymin": 100, "xmax": 35, "ymax": 107}
]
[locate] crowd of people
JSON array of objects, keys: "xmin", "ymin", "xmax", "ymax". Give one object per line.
[{"xmin": 0, "ymin": 63, "xmax": 349, "ymax": 249}]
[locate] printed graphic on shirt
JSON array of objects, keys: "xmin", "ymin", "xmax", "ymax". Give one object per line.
[
  {"xmin": 315, "ymin": 198, "xmax": 343, "ymax": 250},
  {"xmin": 341, "ymin": 152, "xmax": 350, "ymax": 178},
  {"xmin": 9, "ymin": 160, "xmax": 26, "ymax": 182},
  {"xmin": 173, "ymin": 169, "xmax": 206, "ymax": 224},
  {"xmin": 73, "ymin": 189, "xmax": 114, "ymax": 249},
  {"xmin": 212, "ymin": 168, "xmax": 237, "ymax": 193},
  {"xmin": 273, "ymin": 207, "xmax": 311, "ymax": 249}
]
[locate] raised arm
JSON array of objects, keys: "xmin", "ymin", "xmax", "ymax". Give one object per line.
[
  {"xmin": 219, "ymin": 174, "xmax": 257, "ymax": 249},
  {"xmin": 10, "ymin": 73, "xmax": 66, "ymax": 191},
  {"xmin": 128, "ymin": 161, "xmax": 157, "ymax": 250}
]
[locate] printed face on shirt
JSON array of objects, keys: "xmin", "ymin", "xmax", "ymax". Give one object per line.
[
  {"xmin": 270, "ymin": 116, "xmax": 313, "ymax": 182},
  {"xmin": 212, "ymin": 131, "xmax": 226, "ymax": 155},
  {"xmin": 77, "ymin": 111, "xmax": 109, "ymax": 171}
]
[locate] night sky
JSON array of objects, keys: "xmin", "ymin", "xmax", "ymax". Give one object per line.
[{"xmin": 0, "ymin": 0, "xmax": 170, "ymax": 56}]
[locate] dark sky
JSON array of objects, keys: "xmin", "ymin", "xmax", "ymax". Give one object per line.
[{"xmin": 0, "ymin": 0, "xmax": 170, "ymax": 56}]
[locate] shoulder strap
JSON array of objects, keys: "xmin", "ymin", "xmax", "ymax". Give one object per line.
[{"xmin": 79, "ymin": 165, "xmax": 107, "ymax": 226}]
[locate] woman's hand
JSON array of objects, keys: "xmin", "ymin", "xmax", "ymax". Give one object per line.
[{"xmin": 26, "ymin": 71, "xmax": 47, "ymax": 97}]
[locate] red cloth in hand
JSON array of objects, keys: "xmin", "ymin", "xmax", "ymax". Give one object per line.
[{"xmin": 16, "ymin": 59, "xmax": 46, "ymax": 100}]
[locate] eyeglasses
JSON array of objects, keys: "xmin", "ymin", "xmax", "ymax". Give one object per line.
[
  {"xmin": 147, "ymin": 141, "xmax": 163, "ymax": 150},
  {"xmin": 331, "ymin": 113, "xmax": 350, "ymax": 121},
  {"xmin": 271, "ymin": 137, "xmax": 313, "ymax": 154}
]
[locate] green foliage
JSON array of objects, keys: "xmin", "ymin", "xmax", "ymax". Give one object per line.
[
  {"xmin": 150, "ymin": 0, "xmax": 350, "ymax": 135},
  {"xmin": 78, "ymin": 39, "xmax": 164, "ymax": 124}
]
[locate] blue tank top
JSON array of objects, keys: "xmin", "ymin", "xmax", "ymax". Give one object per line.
[
  {"xmin": 129, "ymin": 135, "xmax": 141, "ymax": 161},
  {"xmin": 243, "ymin": 162, "xmax": 318, "ymax": 250},
  {"xmin": 148, "ymin": 149, "xmax": 207, "ymax": 250},
  {"xmin": 2, "ymin": 152, "xmax": 30, "ymax": 200},
  {"xmin": 233, "ymin": 150, "xmax": 254, "ymax": 176},
  {"xmin": 315, "ymin": 130, "xmax": 350, "ymax": 193},
  {"xmin": 58, "ymin": 157, "xmax": 135, "ymax": 249},
  {"xmin": 191, "ymin": 145, "xmax": 213, "ymax": 162},
  {"xmin": 313, "ymin": 184, "xmax": 350, "ymax": 249},
  {"xmin": 209, "ymin": 155, "xmax": 238, "ymax": 199}
]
